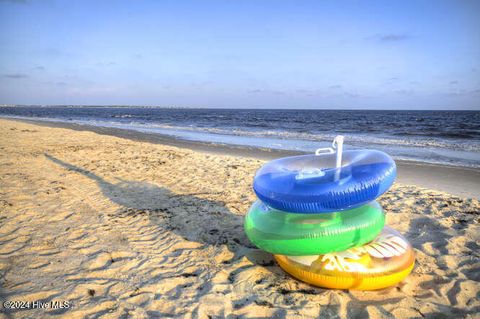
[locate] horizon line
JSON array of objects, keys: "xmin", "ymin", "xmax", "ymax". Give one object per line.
[{"xmin": 1, "ymin": 104, "xmax": 479, "ymax": 111}]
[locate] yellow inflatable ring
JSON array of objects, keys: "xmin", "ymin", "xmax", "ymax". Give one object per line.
[{"xmin": 275, "ymin": 226, "xmax": 415, "ymax": 290}]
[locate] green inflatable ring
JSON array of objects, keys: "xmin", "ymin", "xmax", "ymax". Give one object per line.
[{"xmin": 244, "ymin": 200, "xmax": 385, "ymax": 256}]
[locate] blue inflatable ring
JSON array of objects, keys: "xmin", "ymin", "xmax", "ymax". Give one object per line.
[{"xmin": 253, "ymin": 150, "xmax": 396, "ymax": 213}]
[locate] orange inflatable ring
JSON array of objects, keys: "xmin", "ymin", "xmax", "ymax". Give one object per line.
[{"xmin": 275, "ymin": 226, "xmax": 415, "ymax": 290}]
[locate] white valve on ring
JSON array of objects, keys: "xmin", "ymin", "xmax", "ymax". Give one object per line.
[
  {"xmin": 296, "ymin": 135, "xmax": 345, "ymax": 181},
  {"xmin": 315, "ymin": 135, "xmax": 344, "ymax": 181}
]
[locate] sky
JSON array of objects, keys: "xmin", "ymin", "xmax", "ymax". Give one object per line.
[{"xmin": 0, "ymin": 0, "xmax": 479, "ymax": 109}]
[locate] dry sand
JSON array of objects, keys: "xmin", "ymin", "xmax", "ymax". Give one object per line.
[{"xmin": 0, "ymin": 118, "xmax": 479, "ymax": 318}]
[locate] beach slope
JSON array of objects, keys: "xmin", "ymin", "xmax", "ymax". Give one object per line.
[{"xmin": 0, "ymin": 119, "xmax": 479, "ymax": 318}]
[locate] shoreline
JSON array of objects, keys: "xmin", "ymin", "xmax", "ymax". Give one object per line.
[{"xmin": 9, "ymin": 117, "xmax": 480, "ymax": 199}]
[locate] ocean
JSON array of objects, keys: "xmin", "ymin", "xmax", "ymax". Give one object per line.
[{"xmin": 1, "ymin": 106, "xmax": 479, "ymax": 168}]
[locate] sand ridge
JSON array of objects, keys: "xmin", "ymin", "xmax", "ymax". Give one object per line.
[{"xmin": 0, "ymin": 119, "xmax": 479, "ymax": 318}]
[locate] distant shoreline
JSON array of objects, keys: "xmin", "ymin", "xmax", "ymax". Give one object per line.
[
  {"xmin": 1, "ymin": 104, "xmax": 479, "ymax": 111},
  {"xmin": 6, "ymin": 117, "xmax": 480, "ymax": 199}
]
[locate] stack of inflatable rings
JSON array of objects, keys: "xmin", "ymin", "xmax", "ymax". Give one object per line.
[{"xmin": 245, "ymin": 149, "xmax": 415, "ymax": 290}]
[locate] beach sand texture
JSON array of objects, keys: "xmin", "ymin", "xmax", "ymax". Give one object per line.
[{"xmin": 0, "ymin": 119, "xmax": 479, "ymax": 318}]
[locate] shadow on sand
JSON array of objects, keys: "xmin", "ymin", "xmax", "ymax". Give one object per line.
[
  {"xmin": 43, "ymin": 153, "xmax": 311, "ymax": 317},
  {"xmin": 44, "ymin": 153, "xmax": 264, "ymax": 257}
]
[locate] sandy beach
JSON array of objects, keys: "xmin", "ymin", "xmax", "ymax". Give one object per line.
[{"xmin": 0, "ymin": 118, "xmax": 479, "ymax": 318}]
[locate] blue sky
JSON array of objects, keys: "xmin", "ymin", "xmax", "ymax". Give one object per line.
[{"xmin": 0, "ymin": 0, "xmax": 479, "ymax": 109}]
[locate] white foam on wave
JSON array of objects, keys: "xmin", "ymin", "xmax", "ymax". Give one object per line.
[{"xmin": 108, "ymin": 121, "xmax": 480, "ymax": 152}]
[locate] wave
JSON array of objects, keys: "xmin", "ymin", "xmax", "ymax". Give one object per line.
[{"xmin": 109, "ymin": 121, "xmax": 480, "ymax": 152}]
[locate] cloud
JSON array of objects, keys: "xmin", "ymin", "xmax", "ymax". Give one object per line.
[
  {"xmin": 382, "ymin": 77, "xmax": 400, "ymax": 85},
  {"xmin": 96, "ymin": 61, "xmax": 117, "ymax": 66},
  {"xmin": 34, "ymin": 66, "xmax": 45, "ymax": 70},
  {"xmin": 444, "ymin": 88, "xmax": 480, "ymax": 97},
  {"xmin": 247, "ymin": 89, "xmax": 286, "ymax": 95},
  {"xmin": 394, "ymin": 89, "xmax": 415, "ymax": 96},
  {"xmin": 343, "ymin": 91, "xmax": 362, "ymax": 98},
  {"xmin": 449, "ymin": 80, "xmax": 458, "ymax": 85},
  {"xmin": 377, "ymin": 34, "xmax": 411, "ymax": 43},
  {"xmin": 295, "ymin": 89, "xmax": 319, "ymax": 96},
  {"xmin": 40, "ymin": 81, "xmax": 68, "ymax": 86},
  {"xmin": 3, "ymin": 73, "xmax": 28, "ymax": 79},
  {"xmin": 328, "ymin": 85, "xmax": 342, "ymax": 89}
]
